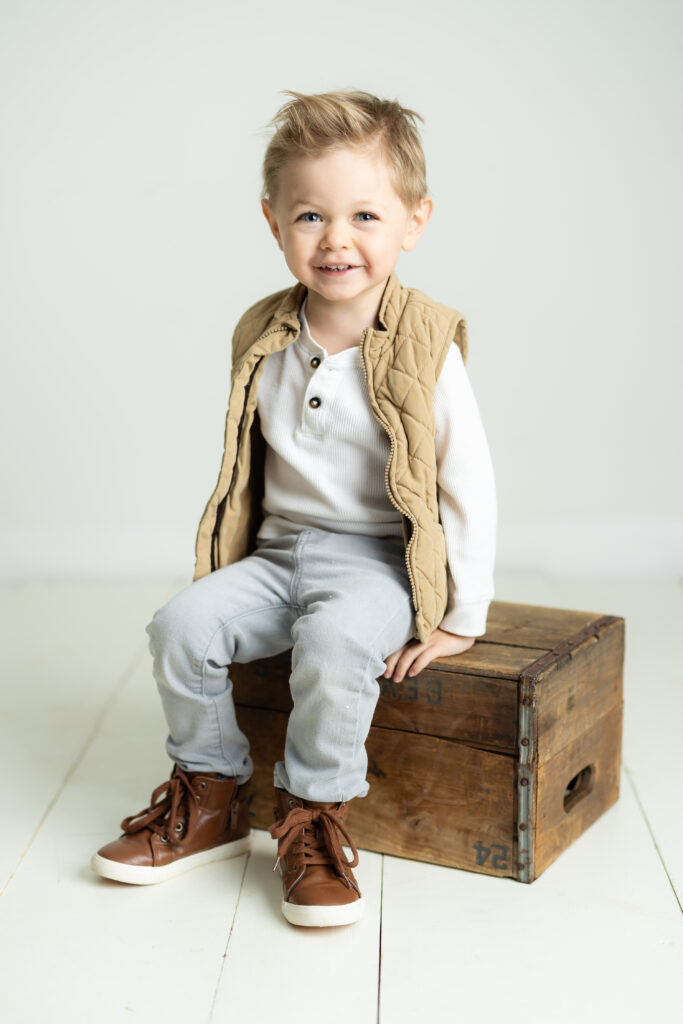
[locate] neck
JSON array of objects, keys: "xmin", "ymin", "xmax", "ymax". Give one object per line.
[{"xmin": 302, "ymin": 278, "xmax": 388, "ymax": 339}]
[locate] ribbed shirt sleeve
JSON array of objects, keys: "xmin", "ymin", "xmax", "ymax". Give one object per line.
[{"xmin": 433, "ymin": 343, "xmax": 497, "ymax": 637}]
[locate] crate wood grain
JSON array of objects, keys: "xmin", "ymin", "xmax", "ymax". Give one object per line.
[{"xmin": 229, "ymin": 600, "xmax": 625, "ymax": 883}]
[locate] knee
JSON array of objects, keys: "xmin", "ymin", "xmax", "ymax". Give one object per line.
[
  {"xmin": 292, "ymin": 614, "xmax": 381, "ymax": 678},
  {"xmin": 145, "ymin": 590, "xmax": 198, "ymax": 657},
  {"xmin": 293, "ymin": 612, "xmax": 348, "ymax": 658}
]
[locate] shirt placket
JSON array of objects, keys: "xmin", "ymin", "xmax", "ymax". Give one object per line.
[{"xmin": 300, "ymin": 345, "xmax": 347, "ymax": 437}]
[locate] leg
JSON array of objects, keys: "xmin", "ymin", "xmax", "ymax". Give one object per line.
[
  {"xmin": 268, "ymin": 528, "xmax": 414, "ymax": 926},
  {"xmin": 92, "ymin": 534, "xmax": 305, "ymax": 886},
  {"xmin": 146, "ymin": 534, "xmax": 304, "ymax": 782},
  {"xmin": 274, "ymin": 529, "xmax": 415, "ymax": 802}
]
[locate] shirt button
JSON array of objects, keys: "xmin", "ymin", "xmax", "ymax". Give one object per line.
[
  {"xmin": 309, "ymin": 396, "xmax": 321, "ymax": 408},
  {"xmin": 310, "ymin": 356, "xmax": 321, "ymax": 368}
]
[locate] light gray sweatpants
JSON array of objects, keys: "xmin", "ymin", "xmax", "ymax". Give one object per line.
[{"xmin": 145, "ymin": 527, "xmax": 415, "ymax": 802}]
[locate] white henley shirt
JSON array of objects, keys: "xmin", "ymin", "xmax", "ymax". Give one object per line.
[{"xmin": 254, "ymin": 296, "xmax": 497, "ymax": 637}]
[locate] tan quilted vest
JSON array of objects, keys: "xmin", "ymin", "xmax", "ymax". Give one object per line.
[{"xmin": 193, "ymin": 270, "xmax": 468, "ymax": 643}]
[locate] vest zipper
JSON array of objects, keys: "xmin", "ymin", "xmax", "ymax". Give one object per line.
[{"xmin": 359, "ymin": 328, "xmax": 420, "ymax": 614}]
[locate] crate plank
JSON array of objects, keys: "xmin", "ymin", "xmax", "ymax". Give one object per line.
[
  {"xmin": 534, "ymin": 702, "xmax": 623, "ymax": 879},
  {"xmin": 483, "ymin": 601, "xmax": 604, "ymax": 648},
  {"xmin": 533, "ymin": 616, "xmax": 625, "ymax": 764}
]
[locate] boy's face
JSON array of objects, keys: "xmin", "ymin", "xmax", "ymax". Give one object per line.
[{"xmin": 261, "ymin": 144, "xmax": 432, "ymax": 315}]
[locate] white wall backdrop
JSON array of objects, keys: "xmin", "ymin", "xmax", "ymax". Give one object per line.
[{"xmin": 1, "ymin": 0, "xmax": 681, "ymax": 580}]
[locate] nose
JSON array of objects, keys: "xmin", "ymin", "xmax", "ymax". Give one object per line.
[{"xmin": 321, "ymin": 218, "xmax": 351, "ymax": 251}]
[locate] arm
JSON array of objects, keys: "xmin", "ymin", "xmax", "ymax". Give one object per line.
[
  {"xmin": 383, "ymin": 342, "xmax": 497, "ymax": 682},
  {"xmin": 434, "ymin": 341, "xmax": 497, "ymax": 636}
]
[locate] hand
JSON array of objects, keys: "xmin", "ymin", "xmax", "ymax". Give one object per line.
[{"xmin": 382, "ymin": 627, "xmax": 476, "ymax": 683}]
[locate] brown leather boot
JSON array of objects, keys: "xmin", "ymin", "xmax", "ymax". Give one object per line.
[
  {"xmin": 269, "ymin": 787, "xmax": 364, "ymax": 927},
  {"xmin": 91, "ymin": 765, "xmax": 251, "ymax": 885}
]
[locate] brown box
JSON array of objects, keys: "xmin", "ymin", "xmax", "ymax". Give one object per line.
[{"xmin": 230, "ymin": 600, "xmax": 625, "ymax": 883}]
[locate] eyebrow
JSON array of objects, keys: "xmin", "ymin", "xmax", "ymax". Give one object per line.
[{"xmin": 291, "ymin": 199, "xmax": 386, "ymax": 210}]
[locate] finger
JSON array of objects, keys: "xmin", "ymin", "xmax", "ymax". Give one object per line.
[
  {"xmin": 406, "ymin": 657, "xmax": 428, "ymax": 677},
  {"xmin": 394, "ymin": 647, "xmax": 427, "ymax": 681},
  {"xmin": 383, "ymin": 641, "xmax": 417, "ymax": 676},
  {"xmin": 403, "ymin": 655, "xmax": 426, "ymax": 679},
  {"xmin": 382, "ymin": 650, "xmax": 403, "ymax": 677}
]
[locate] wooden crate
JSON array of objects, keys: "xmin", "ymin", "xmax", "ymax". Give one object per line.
[{"xmin": 229, "ymin": 600, "xmax": 625, "ymax": 883}]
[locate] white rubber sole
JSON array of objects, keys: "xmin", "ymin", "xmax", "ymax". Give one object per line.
[
  {"xmin": 90, "ymin": 834, "xmax": 252, "ymax": 885},
  {"xmin": 281, "ymin": 897, "xmax": 365, "ymax": 928}
]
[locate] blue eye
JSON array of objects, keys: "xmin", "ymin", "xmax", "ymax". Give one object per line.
[{"xmin": 296, "ymin": 211, "xmax": 377, "ymax": 223}]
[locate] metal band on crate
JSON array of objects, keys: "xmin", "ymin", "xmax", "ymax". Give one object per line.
[
  {"xmin": 515, "ymin": 615, "xmax": 620, "ymax": 884},
  {"xmin": 516, "ymin": 673, "xmax": 536, "ymax": 883}
]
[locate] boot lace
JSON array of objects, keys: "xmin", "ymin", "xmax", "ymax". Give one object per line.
[
  {"xmin": 269, "ymin": 804, "xmax": 359, "ymax": 884},
  {"xmin": 120, "ymin": 766, "xmax": 199, "ymax": 843}
]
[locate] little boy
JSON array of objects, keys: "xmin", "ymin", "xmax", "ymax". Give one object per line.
[{"xmin": 91, "ymin": 88, "xmax": 497, "ymax": 928}]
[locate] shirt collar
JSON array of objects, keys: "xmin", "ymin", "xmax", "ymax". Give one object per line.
[{"xmin": 297, "ymin": 295, "xmax": 360, "ymax": 363}]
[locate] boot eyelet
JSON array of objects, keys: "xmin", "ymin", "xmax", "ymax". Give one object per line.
[
  {"xmin": 196, "ymin": 794, "xmax": 201, "ymax": 802},
  {"xmin": 174, "ymin": 822, "xmax": 184, "ymax": 833},
  {"xmin": 199, "ymin": 781, "xmax": 207, "ymax": 790},
  {"xmin": 160, "ymin": 835, "xmax": 170, "ymax": 843},
  {"xmin": 288, "ymin": 798, "xmax": 295, "ymax": 808}
]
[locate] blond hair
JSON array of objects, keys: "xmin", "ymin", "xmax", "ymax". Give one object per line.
[{"xmin": 260, "ymin": 88, "xmax": 429, "ymax": 213}]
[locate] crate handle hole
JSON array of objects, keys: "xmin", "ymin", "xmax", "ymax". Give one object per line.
[{"xmin": 563, "ymin": 764, "xmax": 595, "ymax": 813}]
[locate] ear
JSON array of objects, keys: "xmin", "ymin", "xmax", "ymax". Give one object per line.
[
  {"xmin": 401, "ymin": 197, "xmax": 434, "ymax": 253},
  {"xmin": 261, "ymin": 199, "xmax": 283, "ymax": 249}
]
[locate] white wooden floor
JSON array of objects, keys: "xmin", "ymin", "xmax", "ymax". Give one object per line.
[{"xmin": 0, "ymin": 571, "xmax": 681, "ymax": 1023}]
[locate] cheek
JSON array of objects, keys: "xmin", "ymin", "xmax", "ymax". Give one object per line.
[
  {"xmin": 284, "ymin": 232, "xmax": 311, "ymax": 255},
  {"xmin": 366, "ymin": 229, "xmax": 395, "ymax": 251}
]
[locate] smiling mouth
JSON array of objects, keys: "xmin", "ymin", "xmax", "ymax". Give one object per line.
[{"xmin": 316, "ymin": 265, "xmax": 360, "ymax": 274}]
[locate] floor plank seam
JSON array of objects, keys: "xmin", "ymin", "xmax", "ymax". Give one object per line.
[
  {"xmin": 376, "ymin": 855, "xmax": 385, "ymax": 1024},
  {"xmin": 623, "ymin": 760, "xmax": 683, "ymax": 914},
  {"xmin": 0, "ymin": 640, "xmax": 146, "ymax": 899},
  {"xmin": 207, "ymin": 849, "xmax": 252, "ymax": 1023}
]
